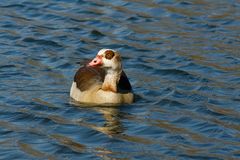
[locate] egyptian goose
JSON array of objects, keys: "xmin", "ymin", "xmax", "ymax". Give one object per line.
[{"xmin": 70, "ymin": 49, "xmax": 134, "ymax": 104}]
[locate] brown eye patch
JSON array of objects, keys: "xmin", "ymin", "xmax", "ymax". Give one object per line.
[{"xmin": 105, "ymin": 50, "xmax": 115, "ymax": 60}]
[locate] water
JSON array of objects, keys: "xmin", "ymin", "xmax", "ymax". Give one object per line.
[{"xmin": 0, "ymin": 0, "xmax": 240, "ymax": 159}]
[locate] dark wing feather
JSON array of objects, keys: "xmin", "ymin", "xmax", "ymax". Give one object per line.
[
  {"xmin": 118, "ymin": 71, "xmax": 132, "ymax": 92},
  {"xmin": 74, "ymin": 66, "xmax": 105, "ymax": 91}
]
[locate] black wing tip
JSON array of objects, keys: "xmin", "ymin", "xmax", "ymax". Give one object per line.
[{"xmin": 118, "ymin": 71, "xmax": 133, "ymax": 92}]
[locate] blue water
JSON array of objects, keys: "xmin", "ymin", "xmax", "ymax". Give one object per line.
[{"xmin": 0, "ymin": 0, "xmax": 240, "ymax": 159}]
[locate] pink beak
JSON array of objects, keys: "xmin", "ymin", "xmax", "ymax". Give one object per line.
[{"xmin": 88, "ymin": 55, "xmax": 103, "ymax": 67}]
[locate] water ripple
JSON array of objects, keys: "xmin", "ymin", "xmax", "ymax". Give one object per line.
[{"xmin": 0, "ymin": 0, "xmax": 240, "ymax": 159}]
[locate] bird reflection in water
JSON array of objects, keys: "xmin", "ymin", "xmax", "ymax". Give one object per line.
[
  {"xmin": 70, "ymin": 100, "xmax": 124, "ymax": 137},
  {"xmin": 94, "ymin": 106, "xmax": 124, "ymax": 136}
]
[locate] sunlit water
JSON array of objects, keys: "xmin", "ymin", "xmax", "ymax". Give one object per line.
[{"xmin": 0, "ymin": 0, "xmax": 240, "ymax": 159}]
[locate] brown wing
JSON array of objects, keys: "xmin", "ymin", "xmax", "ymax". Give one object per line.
[
  {"xmin": 74, "ymin": 66, "xmax": 105, "ymax": 91},
  {"xmin": 118, "ymin": 71, "xmax": 132, "ymax": 92}
]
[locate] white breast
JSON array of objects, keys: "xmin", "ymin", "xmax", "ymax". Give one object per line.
[{"xmin": 70, "ymin": 82, "xmax": 133, "ymax": 104}]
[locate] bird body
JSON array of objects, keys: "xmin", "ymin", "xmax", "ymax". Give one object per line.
[{"xmin": 70, "ymin": 49, "xmax": 134, "ymax": 104}]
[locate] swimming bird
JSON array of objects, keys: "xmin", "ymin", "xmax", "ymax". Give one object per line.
[{"xmin": 70, "ymin": 49, "xmax": 134, "ymax": 104}]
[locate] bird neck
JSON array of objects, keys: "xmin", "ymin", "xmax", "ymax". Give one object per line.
[{"xmin": 102, "ymin": 69, "xmax": 122, "ymax": 93}]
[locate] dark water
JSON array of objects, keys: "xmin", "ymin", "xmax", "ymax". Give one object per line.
[{"xmin": 1, "ymin": 0, "xmax": 240, "ymax": 159}]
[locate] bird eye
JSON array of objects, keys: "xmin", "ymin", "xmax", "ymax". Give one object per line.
[{"xmin": 105, "ymin": 50, "xmax": 115, "ymax": 60}]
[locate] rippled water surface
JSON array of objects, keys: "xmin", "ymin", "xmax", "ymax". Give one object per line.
[{"xmin": 1, "ymin": 0, "xmax": 240, "ymax": 159}]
